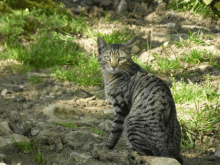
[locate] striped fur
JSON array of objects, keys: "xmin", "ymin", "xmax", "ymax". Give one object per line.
[{"xmin": 97, "ymin": 37, "xmax": 183, "ymax": 164}]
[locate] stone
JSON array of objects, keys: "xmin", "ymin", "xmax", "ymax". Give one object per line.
[
  {"xmin": 171, "ymin": 33, "xmax": 189, "ymax": 42},
  {"xmin": 0, "ymin": 121, "xmax": 13, "ymax": 136},
  {"xmin": 131, "ymin": 45, "xmax": 140, "ymax": 54},
  {"xmin": 1, "ymin": 89, "xmax": 7, "ymax": 97},
  {"xmin": 78, "ymin": 92, "xmax": 88, "ymax": 98},
  {"xmin": 12, "ymin": 94, "xmax": 26, "ymax": 102},
  {"xmin": 150, "ymin": 157, "xmax": 180, "ymax": 165},
  {"xmin": 69, "ymin": 151, "xmax": 92, "ymax": 163},
  {"xmin": 63, "ymin": 81, "xmax": 70, "ymax": 86},
  {"xmin": 214, "ymin": 150, "xmax": 220, "ymax": 157},
  {"xmin": 0, "ymin": 133, "xmax": 30, "ymax": 154},
  {"xmin": 64, "ymin": 131, "xmax": 100, "ymax": 151},
  {"xmin": 8, "ymin": 111, "xmax": 30, "ymax": 135},
  {"xmin": 152, "ymin": 33, "xmax": 171, "ymax": 43},
  {"xmin": 98, "ymin": 120, "xmax": 112, "ymax": 132},
  {"xmin": 138, "ymin": 52, "xmax": 155, "ymax": 63},
  {"xmin": 104, "ymin": 109, "xmax": 114, "ymax": 120},
  {"xmin": 31, "ymin": 127, "xmax": 40, "ymax": 136}
]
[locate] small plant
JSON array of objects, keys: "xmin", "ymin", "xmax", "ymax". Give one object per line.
[
  {"xmin": 154, "ymin": 53, "xmax": 180, "ymax": 75},
  {"xmin": 52, "ymin": 121, "xmax": 78, "ymax": 128},
  {"xmin": 29, "ymin": 75, "xmax": 43, "ymax": 84},
  {"xmin": 52, "ymin": 122, "xmax": 103, "ymax": 134},
  {"xmin": 11, "ymin": 136, "xmax": 48, "ymax": 165}
]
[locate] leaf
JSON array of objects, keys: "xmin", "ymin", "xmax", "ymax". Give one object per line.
[
  {"xmin": 203, "ymin": 0, "xmax": 213, "ymax": 5},
  {"xmin": 214, "ymin": 2, "xmax": 220, "ymax": 11}
]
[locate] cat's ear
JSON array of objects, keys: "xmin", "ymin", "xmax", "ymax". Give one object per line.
[
  {"xmin": 121, "ymin": 36, "xmax": 138, "ymax": 50},
  {"xmin": 97, "ymin": 37, "xmax": 107, "ymax": 54}
]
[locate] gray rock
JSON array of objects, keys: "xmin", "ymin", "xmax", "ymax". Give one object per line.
[
  {"xmin": 98, "ymin": 120, "xmax": 112, "ymax": 132},
  {"xmin": 103, "ymin": 109, "xmax": 114, "ymax": 120},
  {"xmin": 64, "ymin": 131, "xmax": 100, "ymax": 151},
  {"xmin": 138, "ymin": 51, "xmax": 155, "ymax": 63},
  {"xmin": 8, "ymin": 111, "xmax": 30, "ymax": 135},
  {"xmin": 12, "ymin": 94, "xmax": 26, "ymax": 102},
  {"xmin": 171, "ymin": 33, "xmax": 189, "ymax": 42},
  {"xmin": 0, "ymin": 121, "xmax": 13, "ymax": 136},
  {"xmin": 31, "ymin": 127, "xmax": 40, "ymax": 136},
  {"xmin": 214, "ymin": 150, "xmax": 220, "ymax": 157},
  {"xmin": 150, "ymin": 157, "xmax": 180, "ymax": 165},
  {"xmin": 1, "ymin": 89, "xmax": 8, "ymax": 97},
  {"xmin": 56, "ymin": 143, "xmax": 63, "ymax": 152},
  {"xmin": 69, "ymin": 151, "xmax": 92, "ymax": 163},
  {"xmin": 0, "ymin": 133, "xmax": 30, "ymax": 154},
  {"xmin": 78, "ymin": 92, "xmax": 88, "ymax": 98}
]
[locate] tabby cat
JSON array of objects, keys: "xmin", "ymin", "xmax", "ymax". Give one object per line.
[{"xmin": 97, "ymin": 36, "xmax": 183, "ymax": 164}]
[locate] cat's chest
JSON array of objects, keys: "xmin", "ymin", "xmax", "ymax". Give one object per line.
[{"xmin": 105, "ymin": 81, "xmax": 130, "ymax": 104}]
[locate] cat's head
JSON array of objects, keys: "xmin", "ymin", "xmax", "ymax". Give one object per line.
[{"xmin": 97, "ymin": 36, "xmax": 137, "ymax": 74}]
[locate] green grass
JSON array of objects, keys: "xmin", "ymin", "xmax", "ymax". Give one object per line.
[
  {"xmin": 167, "ymin": 0, "xmax": 219, "ymax": 18},
  {"xmin": 171, "ymin": 78, "xmax": 219, "ymax": 104},
  {"xmin": 88, "ymin": 28, "xmax": 135, "ymax": 44},
  {"xmin": 52, "ymin": 122, "xmax": 103, "ymax": 134},
  {"xmin": 171, "ymin": 78, "xmax": 220, "ymax": 150},
  {"xmin": 174, "ymin": 31, "xmax": 213, "ymax": 48},
  {"xmin": 11, "ymin": 136, "xmax": 48, "ymax": 165}
]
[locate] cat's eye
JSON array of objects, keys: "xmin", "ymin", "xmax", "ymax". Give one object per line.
[
  {"xmin": 104, "ymin": 56, "xmax": 111, "ymax": 61},
  {"xmin": 118, "ymin": 57, "xmax": 126, "ymax": 61}
]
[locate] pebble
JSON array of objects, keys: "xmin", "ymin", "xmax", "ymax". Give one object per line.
[
  {"xmin": 214, "ymin": 150, "xmax": 220, "ymax": 157},
  {"xmin": 1, "ymin": 89, "xmax": 7, "ymax": 97}
]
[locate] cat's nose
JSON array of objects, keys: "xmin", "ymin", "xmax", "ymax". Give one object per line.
[{"xmin": 111, "ymin": 65, "xmax": 117, "ymax": 69}]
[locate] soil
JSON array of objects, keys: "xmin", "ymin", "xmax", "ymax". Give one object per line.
[{"xmin": 0, "ymin": 0, "xmax": 220, "ymax": 165}]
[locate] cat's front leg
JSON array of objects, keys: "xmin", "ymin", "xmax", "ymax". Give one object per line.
[{"xmin": 105, "ymin": 105, "xmax": 127, "ymax": 149}]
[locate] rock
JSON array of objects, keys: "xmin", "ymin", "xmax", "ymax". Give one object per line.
[
  {"xmin": 171, "ymin": 33, "xmax": 189, "ymax": 42},
  {"xmin": 214, "ymin": 150, "xmax": 220, "ymax": 157},
  {"xmin": 0, "ymin": 133, "xmax": 30, "ymax": 154},
  {"xmin": 0, "ymin": 153, "xmax": 6, "ymax": 162},
  {"xmin": 23, "ymin": 103, "xmax": 33, "ymax": 109},
  {"xmin": 152, "ymin": 33, "xmax": 171, "ymax": 43},
  {"xmin": 0, "ymin": 121, "xmax": 13, "ymax": 136},
  {"xmin": 56, "ymin": 143, "xmax": 63, "ymax": 152},
  {"xmin": 78, "ymin": 92, "xmax": 88, "ymax": 98},
  {"xmin": 69, "ymin": 151, "xmax": 92, "ymax": 163},
  {"xmin": 138, "ymin": 51, "xmax": 155, "ymax": 63},
  {"xmin": 8, "ymin": 111, "xmax": 30, "ymax": 135},
  {"xmin": 98, "ymin": 120, "xmax": 112, "ymax": 132},
  {"xmin": 104, "ymin": 109, "xmax": 114, "ymax": 120},
  {"xmin": 131, "ymin": 45, "xmax": 140, "ymax": 54},
  {"xmin": 150, "ymin": 157, "xmax": 180, "ymax": 165},
  {"xmin": 64, "ymin": 131, "xmax": 100, "ymax": 151},
  {"xmin": 12, "ymin": 94, "xmax": 26, "ymax": 102},
  {"xmin": 1, "ymin": 89, "xmax": 7, "ymax": 97},
  {"xmin": 31, "ymin": 127, "xmax": 40, "ymax": 136},
  {"xmin": 63, "ymin": 81, "xmax": 70, "ymax": 86}
]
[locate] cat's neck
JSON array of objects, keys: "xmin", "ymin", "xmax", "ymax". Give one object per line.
[{"xmin": 102, "ymin": 63, "xmax": 145, "ymax": 85}]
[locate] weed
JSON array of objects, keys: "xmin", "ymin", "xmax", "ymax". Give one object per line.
[
  {"xmin": 29, "ymin": 75, "xmax": 43, "ymax": 84},
  {"xmin": 51, "ymin": 52, "xmax": 103, "ymax": 87},
  {"xmin": 167, "ymin": 0, "xmax": 219, "ymax": 18},
  {"xmin": 182, "ymin": 49, "xmax": 213, "ymax": 65},
  {"xmin": 11, "ymin": 136, "xmax": 48, "ymax": 165},
  {"xmin": 52, "ymin": 122, "xmax": 103, "ymax": 134},
  {"xmin": 52, "ymin": 122, "xmax": 78, "ymax": 128},
  {"xmin": 171, "ymin": 78, "xmax": 219, "ymax": 104},
  {"xmin": 154, "ymin": 53, "xmax": 181, "ymax": 75}
]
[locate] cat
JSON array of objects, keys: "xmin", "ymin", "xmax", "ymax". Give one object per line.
[{"xmin": 97, "ymin": 36, "xmax": 183, "ymax": 164}]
